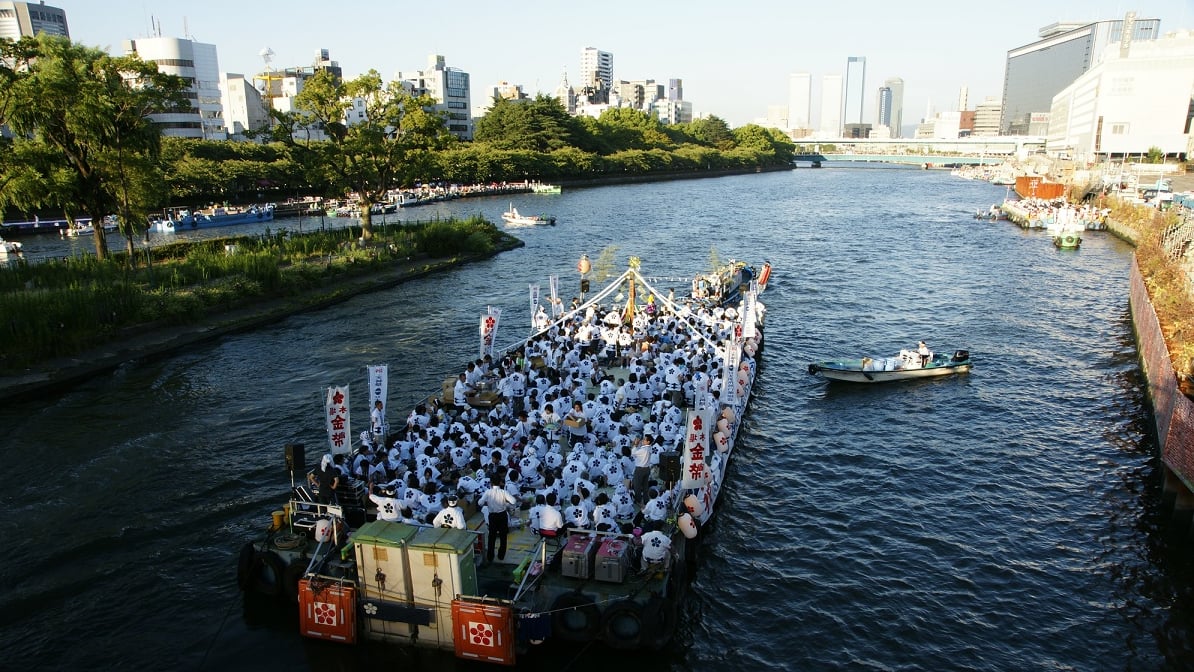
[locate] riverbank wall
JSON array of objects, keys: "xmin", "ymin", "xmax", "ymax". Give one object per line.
[
  {"xmin": 557, "ymin": 164, "xmax": 794, "ymax": 189},
  {"xmin": 1129, "ymin": 256, "xmax": 1194, "ymax": 523}
]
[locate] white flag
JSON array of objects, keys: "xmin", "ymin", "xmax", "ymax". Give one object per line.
[
  {"xmin": 549, "ymin": 274, "xmax": 561, "ymax": 317},
  {"xmin": 681, "ymin": 408, "xmax": 714, "ymax": 488},
  {"xmin": 367, "ymin": 364, "xmax": 387, "ymax": 424},
  {"xmin": 487, "ymin": 306, "xmax": 502, "ymax": 357},
  {"xmin": 529, "ymin": 284, "xmax": 540, "ymax": 329},
  {"xmin": 325, "ymin": 385, "xmax": 351, "ymax": 455},
  {"xmin": 721, "ymin": 340, "xmax": 740, "ymax": 406}
]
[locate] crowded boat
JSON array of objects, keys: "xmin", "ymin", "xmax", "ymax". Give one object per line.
[{"xmin": 237, "ymin": 257, "xmax": 770, "ymax": 663}]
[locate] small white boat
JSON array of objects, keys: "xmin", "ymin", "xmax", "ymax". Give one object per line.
[
  {"xmin": 501, "ymin": 203, "xmax": 555, "ymax": 226},
  {"xmin": 808, "ymin": 348, "xmax": 972, "ymax": 383},
  {"xmin": 62, "ymin": 217, "xmax": 118, "ymax": 237},
  {"xmin": 530, "ymin": 183, "xmax": 562, "ymax": 194},
  {"xmin": 0, "ymin": 236, "xmax": 22, "ymax": 256}
]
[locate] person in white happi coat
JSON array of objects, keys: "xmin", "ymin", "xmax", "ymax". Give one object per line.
[
  {"xmin": 369, "ymin": 484, "xmax": 402, "ymax": 522},
  {"xmin": 433, "ymin": 495, "xmax": 467, "ymax": 529}
]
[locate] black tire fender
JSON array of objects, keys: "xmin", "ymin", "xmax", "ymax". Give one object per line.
[
  {"xmin": 600, "ymin": 599, "xmax": 645, "ymax": 649},
  {"xmin": 550, "ymin": 592, "xmax": 600, "ymax": 642}
]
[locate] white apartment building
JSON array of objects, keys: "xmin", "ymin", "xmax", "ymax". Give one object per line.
[
  {"xmin": 1048, "ymin": 29, "xmax": 1194, "ymax": 160},
  {"xmin": 220, "ymin": 73, "xmax": 269, "ymax": 140},
  {"xmin": 124, "ymin": 36, "xmax": 226, "ymax": 140},
  {"xmin": 580, "ymin": 47, "xmax": 613, "ymax": 93},
  {"xmin": 395, "ymin": 54, "xmax": 473, "ymax": 140}
]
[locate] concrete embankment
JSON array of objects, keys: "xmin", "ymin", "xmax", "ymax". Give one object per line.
[{"xmin": 1129, "ymin": 256, "xmax": 1194, "ymax": 527}]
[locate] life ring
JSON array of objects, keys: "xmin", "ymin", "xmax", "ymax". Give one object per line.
[
  {"xmin": 600, "ymin": 599, "xmax": 645, "ymax": 649},
  {"xmin": 641, "ymin": 594, "xmax": 678, "ymax": 650},
  {"xmin": 236, "ymin": 542, "xmax": 256, "ymax": 592},
  {"xmin": 550, "ymin": 592, "xmax": 601, "ymax": 642},
  {"xmin": 282, "ymin": 560, "xmax": 307, "ymax": 603},
  {"xmin": 248, "ymin": 550, "xmax": 286, "ymax": 597}
]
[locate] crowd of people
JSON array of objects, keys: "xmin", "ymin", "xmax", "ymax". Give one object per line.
[{"xmin": 309, "ymin": 282, "xmax": 758, "ymax": 564}]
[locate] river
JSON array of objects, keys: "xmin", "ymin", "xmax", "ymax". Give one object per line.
[{"xmin": 2, "ymin": 165, "xmax": 1191, "ymax": 671}]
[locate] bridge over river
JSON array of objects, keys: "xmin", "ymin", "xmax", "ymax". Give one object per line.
[{"xmin": 792, "ymin": 153, "xmax": 1000, "ymax": 167}]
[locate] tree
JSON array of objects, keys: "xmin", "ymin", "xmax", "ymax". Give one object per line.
[
  {"xmin": 0, "ymin": 34, "xmax": 186, "ymax": 261},
  {"xmin": 273, "ymin": 70, "xmax": 454, "ymax": 240}
]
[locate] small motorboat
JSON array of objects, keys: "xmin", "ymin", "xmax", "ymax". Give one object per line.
[
  {"xmin": 808, "ymin": 348, "xmax": 972, "ymax": 383},
  {"xmin": 1053, "ymin": 232, "xmax": 1081, "ymax": 249},
  {"xmin": 501, "ymin": 204, "xmax": 555, "ymax": 226},
  {"xmin": 0, "ymin": 236, "xmax": 23, "ymax": 256}
]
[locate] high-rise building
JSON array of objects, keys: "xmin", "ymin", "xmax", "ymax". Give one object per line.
[
  {"xmin": 396, "ymin": 54, "xmax": 473, "ymax": 141},
  {"xmin": 0, "ymin": 1, "xmax": 68, "ymax": 41},
  {"xmin": 668, "ymin": 78, "xmax": 683, "ymax": 101},
  {"xmin": 843, "ymin": 56, "xmax": 866, "ymax": 129},
  {"xmin": 972, "ymin": 97, "xmax": 1002, "ymax": 136},
  {"xmin": 580, "ymin": 47, "xmax": 613, "ymax": 93},
  {"xmin": 819, "ymin": 74, "xmax": 843, "ymax": 137},
  {"xmin": 554, "ymin": 70, "xmax": 576, "ymax": 114},
  {"xmin": 957, "ymin": 85, "xmax": 969, "ymax": 112},
  {"xmin": 1000, "ymin": 13, "xmax": 1160, "ymax": 135},
  {"xmin": 787, "ymin": 72, "xmax": 811, "ymax": 131},
  {"xmin": 884, "ymin": 77, "xmax": 904, "ymax": 138},
  {"xmin": 124, "ymin": 36, "xmax": 226, "ymax": 140},
  {"xmin": 875, "ymin": 86, "xmax": 892, "ymax": 130}
]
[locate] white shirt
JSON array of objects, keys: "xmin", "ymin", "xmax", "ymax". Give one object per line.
[{"xmin": 481, "ymin": 484, "xmax": 516, "ymax": 514}]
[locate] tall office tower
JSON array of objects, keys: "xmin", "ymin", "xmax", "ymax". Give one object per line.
[
  {"xmin": 843, "ymin": 56, "xmax": 866, "ymax": 128},
  {"xmin": 957, "ymin": 85, "xmax": 969, "ymax": 112},
  {"xmin": 124, "ymin": 36, "xmax": 226, "ymax": 140},
  {"xmin": 787, "ymin": 72, "xmax": 812, "ymax": 130},
  {"xmin": 820, "ymin": 74, "xmax": 843, "ymax": 137},
  {"xmin": 884, "ymin": 77, "xmax": 904, "ymax": 138},
  {"xmin": 668, "ymin": 78, "xmax": 683, "ymax": 101},
  {"xmin": 580, "ymin": 47, "xmax": 613, "ymax": 92},
  {"xmin": 972, "ymin": 97, "xmax": 1002, "ymax": 136},
  {"xmin": 1001, "ymin": 13, "xmax": 1160, "ymax": 135},
  {"xmin": 0, "ymin": 1, "xmax": 68, "ymax": 41},
  {"xmin": 875, "ymin": 86, "xmax": 892, "ymax": 129}
]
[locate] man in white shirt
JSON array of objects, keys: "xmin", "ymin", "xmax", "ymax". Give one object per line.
[
  {"xmin": 480, "ymin": 474, "xmax": 517, "ymax": 563},
  {"xmin": 631, "ymin": 438, "xmax": 652, "ymax": 506}
]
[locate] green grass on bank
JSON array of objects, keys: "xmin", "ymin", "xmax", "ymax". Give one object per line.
[{"xmin": 0, "ymin": 215, "xmax": 511, "ymax": 372}]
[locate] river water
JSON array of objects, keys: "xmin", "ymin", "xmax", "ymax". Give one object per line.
[{"xmin": 2, "ymin": 166, "xmax": 1191, "ymax": 671}]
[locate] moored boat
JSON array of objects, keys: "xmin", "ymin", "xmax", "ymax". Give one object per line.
[
  {"xmin": 530, "ymin": 183, "xmax": 562, "ymax": 194},
  {"xmin": 808, "ymin": 347, "xmax": 972, "ymax": 383},
  {"xmin": 502, "ymin": 204, "xmax": 556, "ymax": 227},
  {"xmin": 1053, "ymin": 232, "xmax": 1081, "ymax": 249},
  {"xmin": 152, "ymin": 203, "xmax": 275, "ymax": 232},
  {"xmin": 236, "ymin": 257, "xmax": 770, "ymax": 663}
]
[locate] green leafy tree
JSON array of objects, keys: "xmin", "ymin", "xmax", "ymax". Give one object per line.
[
  {"xmin": 273, "ymin": 70, "xmax": 454, "ymax": 240},
  {"xmin": 680, "ymin": 115, "xmax": 736, "ymax": 150},
  {"xmin": 0, "ymin": 34, "xmax": 186, "ymax": 261}
]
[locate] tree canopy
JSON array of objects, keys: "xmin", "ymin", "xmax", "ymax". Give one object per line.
[
  {"xmin": 272, "ymin": 69, "xmax": 455, "ymax": 239},
  {"xmin": 0, "ymin": 33, "xmax": 186, "ymax": 260}
]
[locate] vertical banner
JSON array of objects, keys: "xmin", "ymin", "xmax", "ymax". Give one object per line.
[
  {"xmin": 480, "ymin": 307, "xmax": 501, "ymax": 359},
  {"xmin": 721, "ymin": 340, "xmax": 740, "ymax": 406},
  {"xmin": 368, "ymin": 363, "xmax": 387, "ymax": 416},
  {"xmin": 681, "ymin": 408, "xmax": 714, "ymax": 488},
  {"xmin": 529, "ymin": 284, "xmax": 540, "ymax": 329},
  {"xmin": 487, "ymin": 306, "xmax": 502, "ymax": 357},
  {"xmin": 548, "ymin": 274, "xmax": 561, "ymax": 317},
  {"xmin": 326, "ymin": 385, "xmax": 351, "ymax": 455},
  {"xmin": 742, "ymin": 288, "xmax": 757, "ymax": 340}
]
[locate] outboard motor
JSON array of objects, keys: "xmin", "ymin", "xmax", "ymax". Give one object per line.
[{"xmin": 951, "ymin": 350, "xmax": 970, "ymax": 362}]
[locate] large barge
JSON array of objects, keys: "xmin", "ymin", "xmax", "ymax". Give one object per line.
[{"xmin": 236, "ymin": 257, "xmax": 770, "ymax": 664}]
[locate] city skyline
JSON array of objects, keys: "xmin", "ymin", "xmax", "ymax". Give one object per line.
[{"xmin": 57, "ymin": 0, "xmax": 1194, "ymax": 128}]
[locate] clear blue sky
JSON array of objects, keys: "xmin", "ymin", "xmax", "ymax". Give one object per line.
[{"xmin": 65, "ymin": 0, "xmax": 1192, "ymax": 128}]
